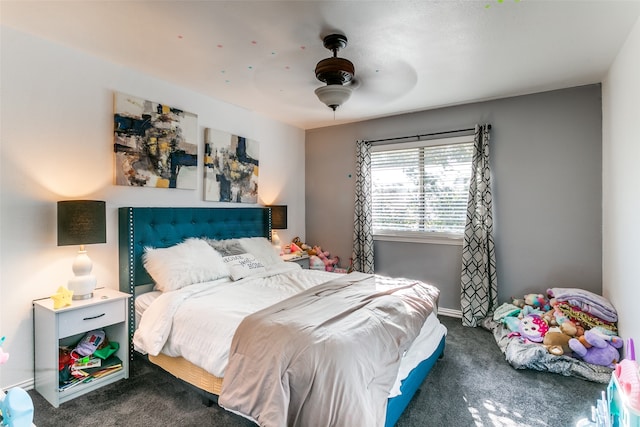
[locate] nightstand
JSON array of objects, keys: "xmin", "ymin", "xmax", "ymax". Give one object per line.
[
  {"xmin": 33, "ymin": 288, "xmax": 130, "ymax": 408},
  {"xmin": 281, "ymin": 253, "xmax": 310, "ymax": 269}
]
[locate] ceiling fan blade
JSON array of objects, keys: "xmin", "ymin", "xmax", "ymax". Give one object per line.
[{"xmin": 350, "ymin": 59, "xmax": 418, "ymax": 104}]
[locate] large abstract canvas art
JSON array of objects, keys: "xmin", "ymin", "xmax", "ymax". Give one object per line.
[
  {"xmin": 113, "ymin": 92, "xmax": 198, "ymax": 189},
  {"xmin": 204, "ymin": 128, "xmax": 259, "ymax": 203}
]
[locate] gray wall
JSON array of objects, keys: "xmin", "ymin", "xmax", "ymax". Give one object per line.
[{"xmin": 305, "ymin": 85, "xmax": 603, "ymax": 313}]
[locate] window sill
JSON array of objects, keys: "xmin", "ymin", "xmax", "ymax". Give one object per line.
[{"xmin": 373, "ymin": 233, "xmax": 463, "ymax": 246}]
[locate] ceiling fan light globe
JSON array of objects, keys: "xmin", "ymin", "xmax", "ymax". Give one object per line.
[{"xmin": 315, "ymin": 85, "xmax": 352, "ymax": 110}]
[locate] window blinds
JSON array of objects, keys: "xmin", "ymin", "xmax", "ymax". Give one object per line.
[{"xmin": 371, "ymin": 138, "xmax": 474, "ymax": 236}]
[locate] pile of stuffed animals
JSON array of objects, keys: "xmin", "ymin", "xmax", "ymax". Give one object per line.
[
  {"xmin": 286, "ymin": 237, "xmax": 345, "ymax": 272},
  {"xmin": 494, "ymin": 288, "xmax": 624, "ymax": 368}
]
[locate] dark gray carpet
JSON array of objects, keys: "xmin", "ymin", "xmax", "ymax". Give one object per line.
[{"xmin": 29, "ymin": 316, "xmax": 605, "ymax": 426}]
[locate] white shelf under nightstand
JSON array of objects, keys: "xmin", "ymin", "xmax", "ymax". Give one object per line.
[{"xmin": 33, "ymin": 288, "xmax": 131, "ymax": 408}]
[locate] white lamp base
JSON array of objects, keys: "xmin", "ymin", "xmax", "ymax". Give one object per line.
[
  {"xmin": 68, "ymin": 249, "xmax": 97, "ymax": 300},
  {"xmin": 68, "ymin": 276, "xmax": 96, "ymax": 300},
  {"xmin": 271, "ymin": 231, "xmax": 282, "ymax": 255}
]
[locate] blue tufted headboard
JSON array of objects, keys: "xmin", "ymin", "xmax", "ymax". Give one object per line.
[
  {"xmin": 118, "ymin": 207, "xmax": 271, "ymax": 342},
  {"xmin": 118, "ymin": 206, "xmax": 271, "ymax": 295}
]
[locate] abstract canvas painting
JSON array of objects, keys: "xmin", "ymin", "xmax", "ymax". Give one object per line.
[
  {"xmin": 204, "ymin": 128, "xmax": 259, "ymax": 203},
  {"xmin": 113, "ymin": 92, "xmax": 198, "ymax": 189}
]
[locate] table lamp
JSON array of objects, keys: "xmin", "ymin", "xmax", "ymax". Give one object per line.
[
  {"xmin": 267, "ymin": 205, "xmax": 287, "ymax": 251},
  {"xmin": 57, "ymin": 200, "xmax": 106, "ymax": 300}
]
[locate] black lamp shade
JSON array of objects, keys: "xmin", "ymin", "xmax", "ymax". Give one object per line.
[
  {"xmin": 269, "ymin": 205, "xmax": 287, "ymax": 230},
  {"xmin": 57, "ymin": 200, "xmax": 106, "ymax": 246}
]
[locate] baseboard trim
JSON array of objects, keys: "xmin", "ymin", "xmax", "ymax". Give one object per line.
[
  {"xmin": 5, "ymin": 378, "xmax": 34, "ymax": 391},
  {"xmin": 438, "ymin": 308, "xmax": 462, "ymax": 318}
]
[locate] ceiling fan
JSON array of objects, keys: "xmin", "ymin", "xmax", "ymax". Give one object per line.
[{"xmin": 314, "ymin": 34, "xmax": 356, "ymax": 111}]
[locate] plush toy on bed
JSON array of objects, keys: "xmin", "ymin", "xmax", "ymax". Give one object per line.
[
  {"xmin": 543, "ymin": 331, "xmax": 573, "ymax": 356},
  {"xmin": 493, "ymin": 302, "xmax": 521, "ymax": 322},
  {"xmin": 508, "ymin": 314, "xmax": 549, "ymax": 343},
  {"xmin": 503, "ymin": 316, "xmax": 520, "ymax": 333},
  {"xmin": 568, "ymin": 329, "xmax": 623, "ymax": 368},
  {"xmin": 547, "ymin": 304, "xmax": 584, "ymax": 337},
  {"xmin": 519, "ymin": 305, "xmax": 545, "ymax": 318},
  {"xmin": 524, "ymin": 293, "xmax": 551, "ymax": 312}
]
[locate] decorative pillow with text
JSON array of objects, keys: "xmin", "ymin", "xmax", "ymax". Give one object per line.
[{"xmin": 223, "ymin": 253, "xmax": 266, "ymax": 281}]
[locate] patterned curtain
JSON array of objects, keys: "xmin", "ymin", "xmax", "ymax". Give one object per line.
[
  {"xmin": 352, "ymin": 140, "xmax": 374, "ymax": 274},
  {"xmin": 461, "ymin": 124, "xmax": 497, "ymax": 327}
]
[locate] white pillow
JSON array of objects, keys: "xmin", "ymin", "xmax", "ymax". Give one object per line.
[
  {"xmin": 237, "ymin": 237, "xmax": 283, "ymax": 267},
  {"xmin": 202, "ymin": 237, "xmax": 244, "ymax": 256},
  {"xmin": 143, "ymin": 238, "xmax": 229, "ymax": 292},
  {"xmin": 223, "ymin": 253, "xmax": 266, "ymax": 281}
]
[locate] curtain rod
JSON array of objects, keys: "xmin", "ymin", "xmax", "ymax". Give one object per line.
[{"xmin": 367, "ymin": 124, "xmax": 491, "ymax": 144}]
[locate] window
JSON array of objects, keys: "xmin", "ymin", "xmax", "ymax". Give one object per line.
[{"xmin": 371, "ymin": 135, "xmax": 474, "ymax": 243}]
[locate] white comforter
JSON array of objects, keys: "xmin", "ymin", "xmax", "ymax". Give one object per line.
[
  {"xmin": 134, "ymin": 263, "xmax": 338, "ymax": 376},
  {"xmin": 133, "ymin": 263, "xmax": 446, "ymax": 397}
]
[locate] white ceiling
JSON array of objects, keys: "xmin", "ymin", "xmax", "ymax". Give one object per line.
[{"xmin": 3, "ymin": 0, "xmax": 640, "ymax": 130}]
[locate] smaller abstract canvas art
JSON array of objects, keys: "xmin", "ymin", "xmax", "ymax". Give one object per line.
[
  {"xmin": 204, "ymin": 128, "xmax": 259, "ymax": 203},
  {"xmin": 113, "ymin": 92, "xmax": 198, "ymax": 189}
]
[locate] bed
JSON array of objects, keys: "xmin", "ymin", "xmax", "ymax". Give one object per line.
[{"xmin": 118, "ymin": 206, "xmax": 446, "ymax": 426}]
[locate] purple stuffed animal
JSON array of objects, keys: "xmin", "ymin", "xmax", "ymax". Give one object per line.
[{"xmin": 568, "ymin": 329, "xmax": 623, "ymax": 368}]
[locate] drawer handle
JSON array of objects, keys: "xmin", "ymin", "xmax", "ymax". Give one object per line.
[{"xmin": 83, "ymin": 313, "xmax": 106, "ymax": 321}]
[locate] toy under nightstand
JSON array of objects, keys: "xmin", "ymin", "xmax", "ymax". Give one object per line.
[{"xmin": 280, "ymin": 253, "xmax": 310, "ymax": 269}]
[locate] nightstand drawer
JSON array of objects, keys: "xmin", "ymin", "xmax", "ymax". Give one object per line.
[{"xmin": 58, "ymin": 300, "xmax": 125, "ymax": 338}]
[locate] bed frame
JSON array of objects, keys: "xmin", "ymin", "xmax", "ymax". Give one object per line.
[{"xmin": 118, "ymin": 206, "xmax": 444, "ymax": 427}]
